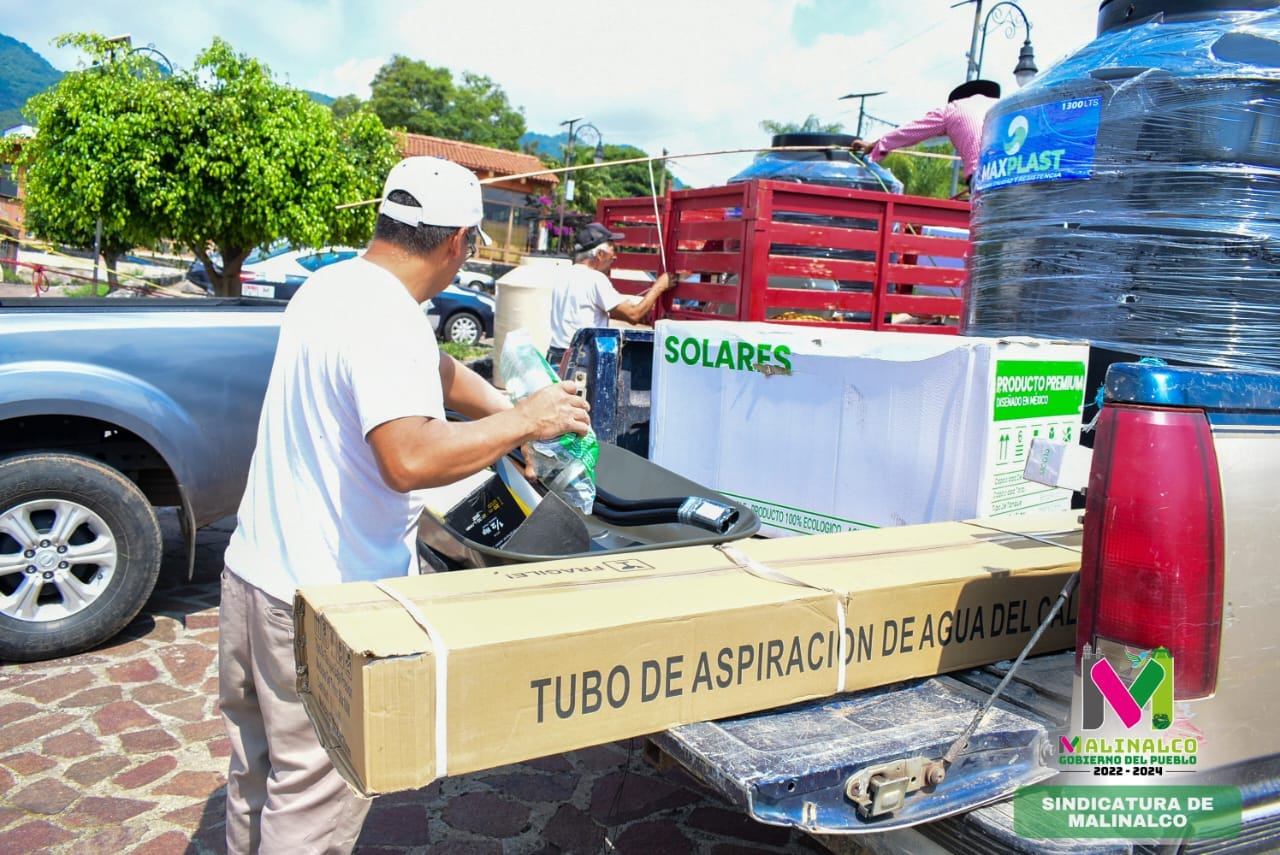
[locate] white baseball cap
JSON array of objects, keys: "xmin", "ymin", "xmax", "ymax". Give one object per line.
[{"xmin": 378, "ymin": 156, "xmax": 492, "ymax": 245}]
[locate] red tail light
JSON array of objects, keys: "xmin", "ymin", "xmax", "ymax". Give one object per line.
[{"xmin": 1077, "ymin": 404, "xmax": 1225, "ymax": 698}]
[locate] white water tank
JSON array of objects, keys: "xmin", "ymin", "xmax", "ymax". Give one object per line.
[{"xmin": 493, "ymin": 256, "xmax": 570, "ymax": 388}]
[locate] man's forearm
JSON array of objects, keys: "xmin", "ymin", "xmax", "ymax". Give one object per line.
[
  {"xmin": 611, "ymin": 274, "xmax": 669, "ymax": 324},
  {"xmin": 439, "ymin": 352, "xmax": 512, "ymax": 419}
]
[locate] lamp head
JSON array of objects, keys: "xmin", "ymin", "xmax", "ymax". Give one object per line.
[{"xmin": 1014, "ymin": 42, "xmax": 1038, "ymax": 87}]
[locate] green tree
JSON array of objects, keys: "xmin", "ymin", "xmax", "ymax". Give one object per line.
[
  {"xmin": 367, "ymin": 56, "xmax": 525, "ymax": 150},
  {"xmin": 11, "ymin": 34, "xmax": 168, "ymax": 288},
  {"xmin": 567, "ymin": 143, "xmax": 673, "ymax": 219},
  {"xmin": 164, "ymin": 41, "xmax": 397, "ymax": 295},
  {"xmin": 330, "ymin": 93, "xmax": 364, "ymax": 121},
  {"xmin": 881, "ymin": 141, "xmax": 958, "ymax": 198},
  {"xmin": 759, "ymin": 115, "xmax": 844, "ymax": 137},
  {"xmin": 15, "ymin": 34, "xmax": 398, "ymax": 296}
]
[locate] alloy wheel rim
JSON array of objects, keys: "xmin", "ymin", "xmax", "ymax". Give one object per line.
[{"xmin": 0, "ymin": 499, "xmax": 117, "ymax": 622}]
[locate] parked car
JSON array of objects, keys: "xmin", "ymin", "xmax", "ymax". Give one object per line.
[
  {"xmin": 186, "ymin": 244, "xmax": 361, "ymax": 299},
  {"xmin": 425, "ymin": 284, "xmax": 495, "ymax": 346},
  {"xmin": 453, "ymin": 265, "xmax": 495, "ymax": 293}
]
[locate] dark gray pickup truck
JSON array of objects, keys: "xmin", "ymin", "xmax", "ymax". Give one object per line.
[{"xmin": 0, "ymin": 297, "xmax": 284, "ymax": 662}]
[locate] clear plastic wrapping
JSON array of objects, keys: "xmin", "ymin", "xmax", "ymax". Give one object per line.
[{"xmin": 966, "ymin": 8, "xmax": 1280, "ymax": 372}]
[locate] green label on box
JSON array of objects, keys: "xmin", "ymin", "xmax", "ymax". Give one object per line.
[
  {"xmin": 1014, "ymin": 785, "xmax": 1241, "ymax": 840},
  {"xmin": 993, "ymin": 360, "xmax": 1086, "ymax": 422}
]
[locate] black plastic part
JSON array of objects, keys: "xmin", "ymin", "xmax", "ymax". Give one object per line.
[
  {"xmin": 561, "ymin": 327, "xmax": 655, "ymax": 457},
  {"xmin": 770, "ymin": 132, "xmax": 859, "ymax": 150},
  {"xmin": 1097, "ymin": 0, "xmax": 1280, "ymax": 34},
  {"xmin": 416, "ymin": 442, "xmax": 759, "ymax": 569}
]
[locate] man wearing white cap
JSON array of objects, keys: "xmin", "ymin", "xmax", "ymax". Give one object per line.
[{"xmin": 218, "ymin": 157, "xmax": 590, "ymax": 853}]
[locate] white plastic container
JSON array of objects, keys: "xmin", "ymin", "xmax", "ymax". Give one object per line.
[{"xmin": 492, "ymin": 256, "xmax": 569, "ymax": 388}]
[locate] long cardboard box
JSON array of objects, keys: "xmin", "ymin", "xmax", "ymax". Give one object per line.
[
  {"xmin": 295, "ymin": 511, "xmax": 1082, "ymax": 796},
  {"xmin": 650, "ymin": 321, "xmax": 1089, "ymax": 537}
]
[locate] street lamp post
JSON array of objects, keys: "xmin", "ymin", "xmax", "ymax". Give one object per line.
[
  {"xmin": 976, "ymin": 1, "xmax": 1038, "ymax": 85},
  {"xmin": 950, "ymin": 0, "xmax": 1038, "ymax": 193},
  {"xmin": 555, "ymin": 118, "xmax": 604, "ymax": 254},
  {"xmin": 838, "ymin": 91, "xmax": 887, "ymax": 138}
]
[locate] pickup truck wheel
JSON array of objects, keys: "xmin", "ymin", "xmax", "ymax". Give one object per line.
[
  {"xmin": 444, "ymin": 312, "xmax": 483, "ymax": 346},
  {"xmin": 0, "ymin": 453, "xmax": 162, "ymax": 663}
]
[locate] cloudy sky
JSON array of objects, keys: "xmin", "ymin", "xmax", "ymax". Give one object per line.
[{"xmin": 5, "ymin": 0, "xmax": 1103, "ymax": 187}]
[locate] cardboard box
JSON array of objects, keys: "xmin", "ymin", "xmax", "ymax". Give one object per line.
[
  {"xmin": 650, "ymin": 321, "xmax": 1089, "ymax": 537},
  {"xmin": 295, "ymin": 512, "xmax": 1082, "ymax": 796}
]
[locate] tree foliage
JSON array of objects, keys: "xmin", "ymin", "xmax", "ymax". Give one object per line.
[
  {"xmin": 11, "ymin": 34, "xmax": 169, "ymax": 286},
  {"xmin": 564, "ymin": 143, "xmax": 673, "ymax": 220},
  {"xmin": 881, "ymin": 141, "xmax": 959, "ymax": 199},
  {"xmin": 759, "ymin": 115, "xmax": 844, "ymax": 137},
  {"xmin": 355, "ymin": 56, "xmax": 525, "ymax": 150},
  {"xmin": 14, "ymin": 34, "xmax": 397, "ymax": 295}
]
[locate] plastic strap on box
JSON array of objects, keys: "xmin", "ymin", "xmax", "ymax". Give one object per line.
[
  {"xmin": 374, "ymin": 580, "xmax": 451, "ymax": 777},
  {"xmin": 714, "ymin": 543, "xmax": 849, "ymax": 694}
]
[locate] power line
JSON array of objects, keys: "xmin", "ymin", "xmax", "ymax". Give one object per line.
[{"xmin": 855, "ymin": 19, "xmax": 949, "ymax": 67}]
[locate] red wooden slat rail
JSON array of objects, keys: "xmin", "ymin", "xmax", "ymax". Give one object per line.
[{"xmin": 597, "ymin": 179, "xmax": 971, "ymax": 334}]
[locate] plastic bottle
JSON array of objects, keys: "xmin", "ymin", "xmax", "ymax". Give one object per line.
[{"xmin": 498, "ymin": 329, "xmax": 599, "ymax": 513}]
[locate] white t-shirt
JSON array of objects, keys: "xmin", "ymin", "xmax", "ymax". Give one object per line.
[
  {"xmin": 224, "ymin": 257, "xmax": 445, "ymax": 603},
  {"xmin": 548, "ymin": 264, "xmax": 626, "ymax": 349}
]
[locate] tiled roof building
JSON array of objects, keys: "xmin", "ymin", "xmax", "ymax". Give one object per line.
[
  {"xmin": 397, "ymin": 133, "xmax": 557, "ymax": 190},
  {"xmin": 397, "ymin": 133, "xmax": 558, "ymax": 262}
]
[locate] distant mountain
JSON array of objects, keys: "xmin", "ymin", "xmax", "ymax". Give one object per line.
[
  {"xmin": 0, "ymin": 33, "xmax": 63, "ymax": 130},
  {"xmin": 518, "ymin": 131, "xmax": 565, "ymax": 159},
  {"xmin": 517, "ymin": 131, "xmax": 687, "ymax": 188},
  {"xmin": 304, "ymin": 90, "xmax": 334, "ymax": 107}
]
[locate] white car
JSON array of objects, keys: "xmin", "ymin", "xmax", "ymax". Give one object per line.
[
  {"xmin": 453, "ymin": 264, "xmax": 495, "ymax": 293},
  {"xmin": 187, "ymin": 244, "xmax": 364, "ymax": 299},
  {"xmin": 239, "ymin": 246, "xmax": 363, "ymax": 299}
]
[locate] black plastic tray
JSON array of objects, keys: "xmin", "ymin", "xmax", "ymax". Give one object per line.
[{"xmin": 417, "ymin": 442, "xmax": 760, "ymax": 569}]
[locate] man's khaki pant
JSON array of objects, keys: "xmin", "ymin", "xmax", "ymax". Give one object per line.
[{"xmin": 219, "ymin": 569, "xmax": 371, "ymax": 854}]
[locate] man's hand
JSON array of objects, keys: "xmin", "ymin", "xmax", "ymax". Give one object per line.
[
  {"xmin": 518, "ymin": 382, "xmax": 591, "ymax": 441},
  {"xmin": 516, "ymin": 383, "xmax": 591, "ymax": 479},
  {"xmin": 850, "ymin": 139, "xmax": 875, "ymax": 156},
  {"xmin": 655, "ymin": 270, "xmax": 690, "ymax": 292}
]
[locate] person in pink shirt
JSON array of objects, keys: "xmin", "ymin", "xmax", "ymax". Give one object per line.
[{"xmin": 851, "ymin": 79, "xmax": 1001, "ymax": 189}]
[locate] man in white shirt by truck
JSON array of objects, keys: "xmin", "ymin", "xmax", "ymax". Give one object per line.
[{"xmin": 545, "ymin": 222, "xmax": 674, "ymax": 368}]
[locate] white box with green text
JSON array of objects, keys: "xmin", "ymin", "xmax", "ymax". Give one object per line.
[{"xmin": 650, "ymin": 320, "xmax": 1089, "ymax": 537}]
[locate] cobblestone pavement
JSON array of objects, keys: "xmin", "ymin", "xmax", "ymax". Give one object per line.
[{"xmin": 0, "ymin": 511, "xmax": 835, "ymax": 854}]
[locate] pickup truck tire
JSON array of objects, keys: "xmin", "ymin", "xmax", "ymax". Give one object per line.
[
  {"xmin": 0, "ymin": 453, "xmax": 163, "ymax": 663},
  {"xmin": 443, "ymin": 312, "xmax": 483, "ymax": 346}
]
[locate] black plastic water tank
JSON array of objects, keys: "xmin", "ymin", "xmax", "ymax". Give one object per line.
[
  {"xmin": 965, "ymin": 2, "xmax": 1280, "ymax": 372},
  {"xmin": 728, "ymin": 133, "xmax": 902, "ymax": 193}
]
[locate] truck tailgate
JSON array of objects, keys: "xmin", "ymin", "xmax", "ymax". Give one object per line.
[{"xmin": 650, "ymin": 651, "xmax": 1073, "ymax": 835}]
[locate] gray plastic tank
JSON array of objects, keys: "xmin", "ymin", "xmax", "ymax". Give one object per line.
[{"xmin": 965, "ymin": 1, "xmax": 1280, "ymax": 372}]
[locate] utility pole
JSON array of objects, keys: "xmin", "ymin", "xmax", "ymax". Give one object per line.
[
  {"xmin": 965, "ymin": 0, "xmax": 985, "ymax": 81},
  {"xmin": 838, "ymin": 91, "xmax": 887, "ymax": 138},
  {"xmin": 556, "ymin": 117, "xmax": 582, "ymax": 255}
]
